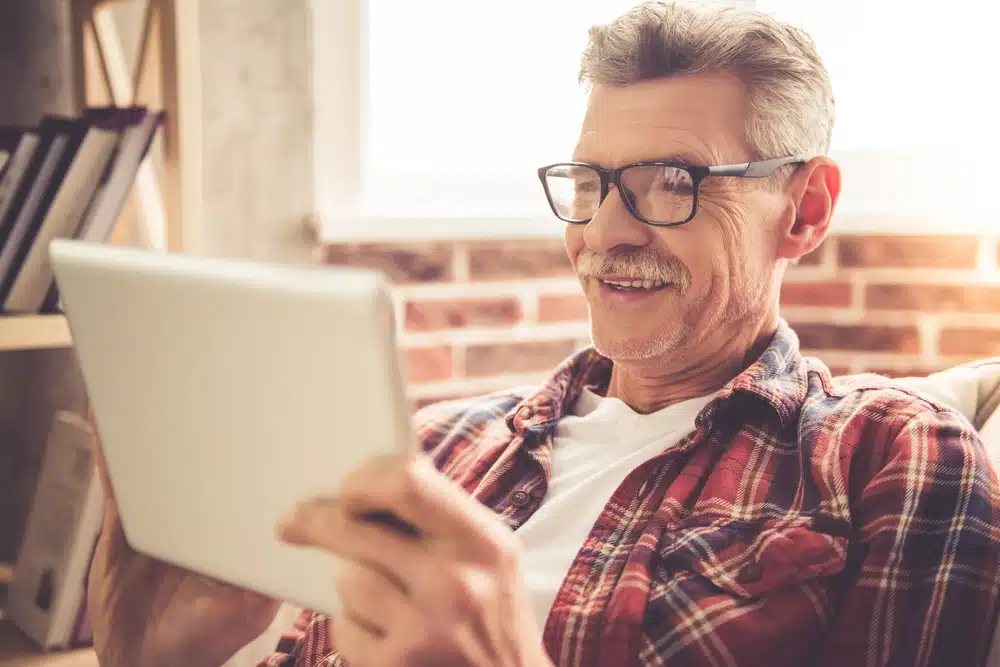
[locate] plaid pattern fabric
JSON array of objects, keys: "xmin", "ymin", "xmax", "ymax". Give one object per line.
[{"xmin": 258, "ymin": 320, "xmax": 1000, "ymax": 667}]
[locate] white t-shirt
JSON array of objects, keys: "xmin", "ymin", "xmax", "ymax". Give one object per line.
[{"xmin": 515, "ymin": 387, "xmax": 716, "ymax": 634}]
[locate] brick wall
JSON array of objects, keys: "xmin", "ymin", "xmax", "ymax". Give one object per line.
[{"xmin": 320, "ymin": 234, "xmax": 1000, "ymax": 408}]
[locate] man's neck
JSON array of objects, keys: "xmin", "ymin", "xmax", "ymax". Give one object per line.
[{"xmin": 604, "ymin": 317, "xmax": 779, "ymax": 415}]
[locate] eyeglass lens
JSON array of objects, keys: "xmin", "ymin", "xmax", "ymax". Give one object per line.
[{"xmin": 544, "ymin": 164, "xmax": 696, "ymax": 224}]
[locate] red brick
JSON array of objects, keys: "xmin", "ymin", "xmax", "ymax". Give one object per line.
[
  {"xmin": 402, "ymin": 347, "xmax": 453, "ymax": 383},
  {"xmin": 538, "ymin": 293, "xmax": 589, "ymax": 323},
  {"xmin": 837, "ymin": 235, "xmax": 978, "ymax": 269},
  {"xmin": 321, "ymin": 242, "xmax": 453, "ymax": 284},
  {"xmin": 779, "ymin": 281, "xmax": 853, "ymax": 307},
  {"xmin": 794, "ymin": 323, "xmax": 920, "ymax": 353},
  {"xmin": 404, "ymin": 297, "xmax": 522, "ymax": 332},
  {"xmin": 464, "ymin": 339, "xmax": 578, "ymax": 377},
  {"xmin": 866, "ymin": 284, "xmax": 1000, "ymax": 312},
  {"xmin": 939, "ymin": 328, "xmax": 1000, "ymax": 358},
  {"xmin": 468, "ymin": 239, "xmax": 573, "ymax": 281}
]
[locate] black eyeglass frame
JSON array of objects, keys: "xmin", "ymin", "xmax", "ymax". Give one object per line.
[{"xmin": 536, "ymin": 155, "xmax": 806, "ymax": 227}]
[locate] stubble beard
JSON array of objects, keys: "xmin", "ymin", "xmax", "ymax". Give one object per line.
[{"xmin": 588, "ymin": 305, "xmax": 692, "ymax": 361}]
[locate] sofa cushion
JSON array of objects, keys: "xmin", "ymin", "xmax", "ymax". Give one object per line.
[{"xmin": 895, "ymin": 357, "xmax": 1000, "ymax": 430}]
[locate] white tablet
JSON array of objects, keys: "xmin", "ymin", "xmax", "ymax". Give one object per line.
[{"xmin": 48, "ymin": 239, "xmax": 416, "ymax": 615}]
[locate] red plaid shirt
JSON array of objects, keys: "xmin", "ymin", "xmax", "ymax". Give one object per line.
[{"xmin": 258, "ymin": 321, "xmax": 1000, "ymax": 667}]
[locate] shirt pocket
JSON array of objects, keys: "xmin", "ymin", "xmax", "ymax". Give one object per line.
[
  {"xmin": 625, "ymin": 518, "xmax": 850, "ymax": 667},
  {"xmin": 657, "ymin": 517, "xmax": 850, "ymax": 599}
]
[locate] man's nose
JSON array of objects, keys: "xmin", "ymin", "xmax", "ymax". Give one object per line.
[{"xmin": 583, "ymin": 185, "xmax": 653, "ymax": 254}]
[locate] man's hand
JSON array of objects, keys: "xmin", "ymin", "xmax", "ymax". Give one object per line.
[{"xmin": 276, "ymin": 454, "xmax": 553, "ymax": 667}]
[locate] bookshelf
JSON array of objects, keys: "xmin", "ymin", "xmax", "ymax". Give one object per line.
[
  {"xmin": 1, "ymin": 0, "xmax": 200, "ymax": 663},
  {"xmin": 69, "ymin": 0, "xmax": 203, "ymax": 253}
]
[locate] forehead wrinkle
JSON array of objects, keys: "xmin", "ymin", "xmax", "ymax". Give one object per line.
[
  {"xmin": 572, "ymin": 129, "xmax": 720, "ymax": 168},
  {"xmin": 575, "ymin": 115, "xmax": 729, "ymax": 168}
]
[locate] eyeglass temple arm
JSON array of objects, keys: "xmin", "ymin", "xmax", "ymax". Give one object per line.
[{"xmin": 707, "ymin": 156, "xmax": 807, "ymax": 178}]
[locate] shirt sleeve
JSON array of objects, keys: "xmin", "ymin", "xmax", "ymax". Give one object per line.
[
  {"xmin": 819, "ymin": 405, "xmax": 1000, "ymax": 667},
  {"xmin": 255, "ymin": 611, "xmax": 349, "ymax": 667}
]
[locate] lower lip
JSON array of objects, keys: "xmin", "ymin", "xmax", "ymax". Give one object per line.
[{"xmin": 595, "ymin": 279, "xmax": 672, "ymax": 305}]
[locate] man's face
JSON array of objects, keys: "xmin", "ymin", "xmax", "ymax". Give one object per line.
[{"xmin": 565, "ymin": 73, "xmax": 787, "ymax": 363}]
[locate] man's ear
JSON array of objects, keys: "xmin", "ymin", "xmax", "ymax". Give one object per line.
[{"xmin": 777, "ymin": 156, "xmax": 841, "ymax": 261}]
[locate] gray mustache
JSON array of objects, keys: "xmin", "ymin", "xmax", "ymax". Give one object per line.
[{"xmin": 576, "ymin": 250, "xmax": 691, "ymax": 289}]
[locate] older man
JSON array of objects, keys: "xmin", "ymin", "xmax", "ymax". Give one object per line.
[{"xmin": 86, "ymin": 2, "xmax": 1000, "ymax": 667}]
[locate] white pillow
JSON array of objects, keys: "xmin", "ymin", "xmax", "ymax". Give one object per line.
[
  {"xmin": 895, "ymin": 360, "xmax": 1000, "ymax": 430},
  {"xmin": 978, "ymin": 405, "xmax": 1000, "ymax": 475},
  {"xmin": 896, "ymin": 366, "xmax": 983, "ymax": 423}
]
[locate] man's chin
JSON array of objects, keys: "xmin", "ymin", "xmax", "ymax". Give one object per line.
[{"xmin": 591, "ymin": 330, "xmax": 681, "ymax": 362}]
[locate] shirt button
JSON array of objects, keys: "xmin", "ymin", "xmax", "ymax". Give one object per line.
[
  {"xmin": 737, "ymin": 562, "xmax": 763, "ymax": 584},
  {"xmin": 510, "ymin": 489, "xmax": 531, "ymax": 507}
]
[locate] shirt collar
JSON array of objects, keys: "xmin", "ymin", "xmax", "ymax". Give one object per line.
[{"xmin": 504, "ymin": 319, "xmax": 810, "ymax": 434}]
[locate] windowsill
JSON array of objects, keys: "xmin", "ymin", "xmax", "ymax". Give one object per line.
[{"xmin": 320, "ymin": 215, "xmax": 568, "ymax": 243}]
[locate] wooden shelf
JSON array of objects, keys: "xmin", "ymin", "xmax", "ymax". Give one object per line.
[
  {"xmin": 0, "ymin": 622, "xmax": 97, "ymax": 667},
  {"xmin": 0, "ymin": 315, "xmax": 72, "ymax": 352}
]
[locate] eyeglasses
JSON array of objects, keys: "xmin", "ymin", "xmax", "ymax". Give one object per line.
[{"xmin": 537, "ymin": 156, "xmax": 805, "ymax": 227}]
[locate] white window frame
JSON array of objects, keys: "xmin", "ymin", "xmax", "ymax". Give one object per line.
[
  {"xmin": 313, "ymin": 0, "xmax": 576, "ymax": 243},
  {"xmin": 313, "ymin": 0, "xmax": 998, "ymax": 243}
]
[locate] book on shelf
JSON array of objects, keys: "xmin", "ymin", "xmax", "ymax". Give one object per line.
[
  {"xmin": 0, "ymin": 106, "xmax": 163, "ymax": 316},
  {"xmin": 6, "ymin": 410, "xmax": 102, "ymax": 651},
  {"xmin": 0, "ymin": 127, "xmax": 24, "ymax": 175}
]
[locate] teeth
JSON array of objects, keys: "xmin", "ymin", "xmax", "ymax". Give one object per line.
[{"xmin": 599, "ymin": 278, "xmax": 667, "ymax": 289}]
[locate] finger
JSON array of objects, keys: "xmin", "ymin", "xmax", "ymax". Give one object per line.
[
  {"xmin": 335, "ymin": 560, "xmax": 409, "ymax": 637},
  {"xmin": 338, "ymin": 455, "xmax": 514, "ymax": 562},
  {"xmin": 278, "ymin": 502, "xmax": 429, "ymax": 594}
]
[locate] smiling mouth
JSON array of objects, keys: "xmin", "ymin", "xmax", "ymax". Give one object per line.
[{"xmin": 598, "ymin": 277, "xmax": 670, "ymax": 292}]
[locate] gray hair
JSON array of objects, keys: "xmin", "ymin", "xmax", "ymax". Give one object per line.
[{"xmin": 580, "ymin": 1, "xmax": 835, "ymax": 163}]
